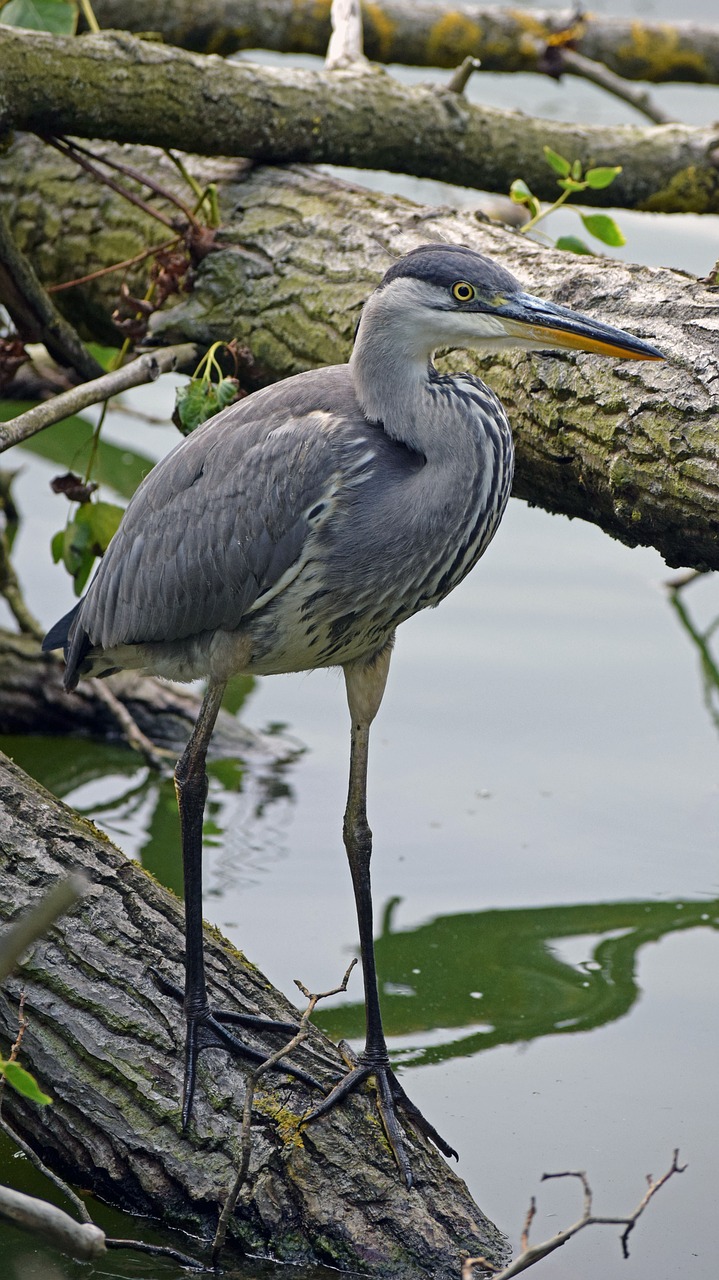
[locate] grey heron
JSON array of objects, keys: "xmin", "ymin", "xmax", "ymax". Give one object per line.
[{"xmin": 44, "ymin": 244, "xmax": 662, "ymax": 1187}]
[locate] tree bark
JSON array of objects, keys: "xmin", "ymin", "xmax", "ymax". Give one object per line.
[
  {"xmin": 0, "ymin": 748, "xmax": 507, "ymax": 1273},
  {"xmin": 1, "ymin": 136, "xmax": 716, "ymax": 571},
  {"xmin": 0, "ymin": 628, "xmax": 292, "ymax": 761},
  {"xmin": 88, "ymin": 0, "xmax": 719, "ymax": 87},
  {"xmin": 2, "ymin": 27, "xmax": 719, "ymax": 213}
]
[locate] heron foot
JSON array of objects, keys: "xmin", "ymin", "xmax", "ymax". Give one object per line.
[
  {"xmin": 302, "ymin": 1043, "xmax": 459, "ymax": 1189},
  {"xmin": 151, "ymin": 968, "xmax": 324, "ymax": 1128}
]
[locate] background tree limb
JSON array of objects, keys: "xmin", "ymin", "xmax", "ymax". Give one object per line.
[
  {"xmin": 1, "ymin": 27, "xmax": 719, "ymax": 213},
  {"xmin": 89, "ymin": 0, "xmax": 719, "ymax": 87}
]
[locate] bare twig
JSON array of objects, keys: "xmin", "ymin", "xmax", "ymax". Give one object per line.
[
  {"xmin": 0, "ymin": 1117, "xmax": 93, "ymax": 1222},
  {"xmin": 58, "ymin": 137, "xmax": 200, "ymax": 226},
  {"xmin": 42, "ymin": 137, "xmax": 178, "ymax": 233},
  {"xmin": 105, "ymin": 1238, "xmax": 204, "ymax": 1269},
  {"xmin": 325, "ymin": 0, "xmax": 368, "ymax": 70},
  {"xmin": 519, "ymin": 1196, "xmax": 536, "ymax": 1253},
  {"xmin": 559, "ymin": 49, "xmax": 675, "ymax": 126},
  {"xmin": 446, "ymin": 57, "xmax": 482, "ymax": 95},
  {"xmin": 47, "ymin": 237, "xmax": 180, "ymax": 294},
  {"xmin": 6, "ymin": 993, "xmax": 28, "ymax": 1066},
  {"xmin": 211, "ymin": 959, "xmax": 358, "ymax": 1266},
  {"xmin": 0, "ymin": 343, "xmax": 197, "ymax": 454},
  {"xmin": 463, "ymin": 1153, "xmax": 686, "ymax": 1279},
  {"xmin": 0, "ymin": 523, "xmax": 44, "ymax": 640},
  {"xmin": 0, "ymin": 1184, "xmax": 106, "ymax": 1262},
  {"xmin": 89, "ymin": 678, "xmax": 175, "ymax": 771}
]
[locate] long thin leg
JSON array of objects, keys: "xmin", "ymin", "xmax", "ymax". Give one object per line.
[
  {"xmin": 152, "ymin": 679, "xmax": 320, "ymax": 1127},
  {"xmin": 303, "ymin": 643, "xmax": 458, "ymax": 1187}
]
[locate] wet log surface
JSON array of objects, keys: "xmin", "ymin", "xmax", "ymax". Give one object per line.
[{"xmin": 0, "ymin": 749, "xmax": 507, "ymax": 1275}]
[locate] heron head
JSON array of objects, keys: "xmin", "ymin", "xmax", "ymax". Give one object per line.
[{"xmin": 366, "ymin": 243, "xmax": 663, "ymax": 362}]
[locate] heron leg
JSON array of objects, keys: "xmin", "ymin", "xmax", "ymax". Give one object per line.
[
  {"xmin": 303, "ymin": 645, "xmax": 458, "ymax": 1187},
  {"xmin": 154, "ymin": 678, "xmax": 320, "ymax": 1128}
]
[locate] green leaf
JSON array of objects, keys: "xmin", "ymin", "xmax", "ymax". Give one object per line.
[
  {"xmin": 555, "ymin": 235, "xmax": 594, "ymax": 256},
  {"xmin": 543, "ymin": 147, "xmax": 571, "ymax": 177},
  {"xmin": 1, "ymin": 1060, "xmax": 52, "ymax": 1105},
  {"xmin": 173, "ymin": 377, "xmax": 239, "ymax": 436},
  {"xmin": 580, "ymin": 213, "xmax": 626, "ymax": 246},
  {"xmin": 56, "ymin": 501, "xmax": 124, "ymax": 595},
  {"xmin": 75, "ymin": 500, "xmax": 124, "ymax": 554},
  {"xmin": 215, "ymin": 377, "xmax": 240, "ymax": 412},
  {"xmin": 571, "ymin": 159, "xmax": 583, "ymax": 180},
  {"xmin": 585, "ymin": 166, "xmax": 622, "ymax": 190},
  {"xmin": 50, "ymin": 528, "xmax": 65, "ymax": 565},
  {"xmin": 0, "ymin": 0, "xmax": 78, "ymax": 34},
  {"xmin": 509, "ymin": 178, "xmax": 532, "ymax": 203},
  {"xmin": 557, "ymin": 178, "xmax": 587, "ymax": 193}
]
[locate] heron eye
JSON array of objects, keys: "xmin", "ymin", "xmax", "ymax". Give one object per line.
[{"xmin": 451, "ymin": 281, "xmax": 475, "ymax": 302}]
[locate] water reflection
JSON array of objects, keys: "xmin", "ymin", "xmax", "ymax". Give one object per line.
[
  {"xmin": 668, "ymin": 575, "xmax": 719, "ymax": 733},
  {"xmin": 315, "ymin": 895, "xmax": 719, "ymax": 1066},
  {"xmin": 0, "ymin": 733, "xmax": 301, "ymax": 901}
]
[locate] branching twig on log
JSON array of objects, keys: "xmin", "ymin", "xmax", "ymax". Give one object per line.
[
  {"xmin": 211, "ymin": 960, "xmax": 358, "ymax": 1265},
  {"xmin": 557, "ymin": 50, "xmax": 675, "ymax": 126}
]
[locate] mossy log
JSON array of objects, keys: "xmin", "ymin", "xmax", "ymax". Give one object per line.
[
  {"xmin": 89, "ymin": 0, "xmax": 719, "ymax": 87},
  {"xmin": 2, "ymin": 26, "xmax": 719, "ymax": 212},
  {"xmin": 1, "ymin": 137, "xmax": 717, "ymax": 571},
  {"xmin": 0, "ymin": 748, "xmax": 507, "ymax": 1273},
  {"xmin": 0, "ymin": 628, "xmax": 291, "ymax": 764}
]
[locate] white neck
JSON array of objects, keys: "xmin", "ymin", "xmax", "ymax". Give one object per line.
[{"xmin": 350, "ymin": 286, "xmax": 437, "ymax": 452}]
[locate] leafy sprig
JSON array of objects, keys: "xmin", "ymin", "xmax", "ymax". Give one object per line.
[{"xmin": 510, "ymin": 147, "xmax": 625, "ymax": 255}]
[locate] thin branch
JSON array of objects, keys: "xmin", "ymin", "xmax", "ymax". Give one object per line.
[
  {"xmin": 89, "ymin": 678, "xmax": 175, "ymax": 771},
  {"xmin": 105, "ymin": 1238, "xmax": 204, "ymax": 1269},
  {"xmin": 0, "ymin": 205, "xmax": 104, "ymax": 383},
  {"xmin": 463, "ymin": 1153, "xmax": 686, "ymax": 1279},
  {"xmin": 60, "ymin": 137, "xmax": 200, "ymax": 226},
  {"xmin": 519, "ymin": 1196, "xmax": 536, "ymax": 1253},
  {"xmin": 41, "ymin": 137, "xmax": 178, "ymax": 233},
  {"xmin": 211, "ymin": 960, "xmax": 358, "ymax": 1267},
  {"xmin": 445, "ymin": 57, "xmax": 483, "ymax": 96},
  {"xmin": 0, "ymin": 524, "xmax": 44, "ymax": 640},
  {"xmin": 47, "ymin": 237, "xmax": 180, "ymax": 294},
  {"xmin": 0, "ymin": 1184, "xmax": 106, "ymax": 1262},
  {"xmin": 0, "ymin": 343, "xmax": 198, "ymax": 455},
  {"xmin": 559, "ymin": 49, "xmax": 675, "ymax": 126},
  {"xmin": 0, "ymin": 1118, "xmax": 93, "ymax": 1224}
]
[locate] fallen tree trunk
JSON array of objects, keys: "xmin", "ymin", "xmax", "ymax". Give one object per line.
[
  {"xmin": 1, "ymin": 137, "xmax": 716, "ymax": 570},
  {"xmin": 0, "ymin": 748, "xmax": 507, "ymax": 1273},
  {"xmin": 2, "ymin": 27, "xmax": 719, "ymax": 212},
  {"xmin": 0, "ymin": 628, "xmax": 292, "ymax": 762},
  {"xmin": 89, "ymin": 0, "xmax": 719, "ymax": 87}
]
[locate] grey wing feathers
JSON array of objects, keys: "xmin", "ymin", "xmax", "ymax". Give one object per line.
[{"xmin": 74, "ymin": 367, "xmax": 359, "ymax": 654}]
